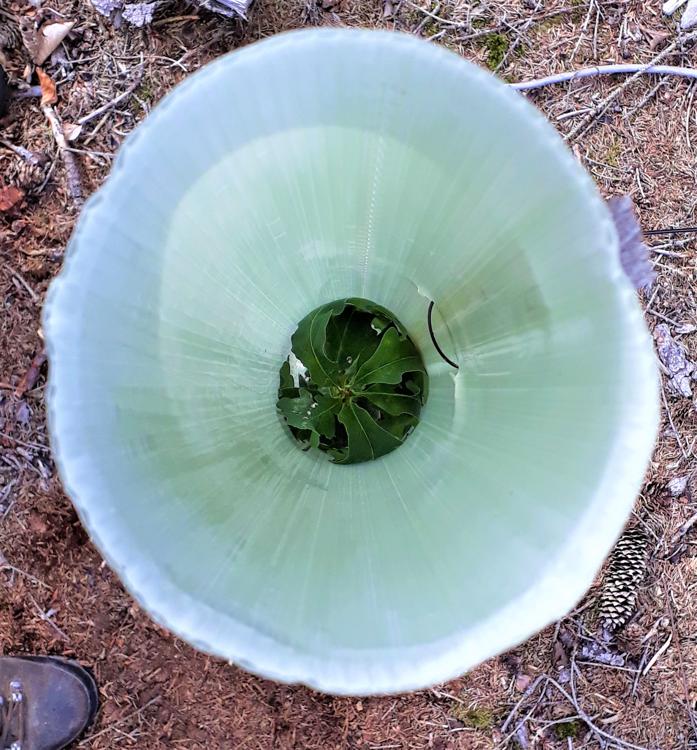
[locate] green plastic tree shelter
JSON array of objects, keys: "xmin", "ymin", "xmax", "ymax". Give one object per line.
[{"xmin": 44, "ymin": 29, "xmax": 659, "ymax": 695}]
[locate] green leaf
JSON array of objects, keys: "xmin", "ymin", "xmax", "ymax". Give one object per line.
[
  {"xmin": 352, "ymin": 327, "xmax": 424, "ymax": 387},
  {"xmin": 278, "ymin": 391, "xmax": 340, "ymax": 437},
  {"xmin": 324, "ymin": 301, "xmax": 384, "ymax": 371},
  {"xmin": 311, "ymin": 394, "xmax": 341, "ymax": 438},
  {"xmin": 277, "ymin": 391, "xmax": 316, "ymax": 431},
  {"xmin": 359, "ymin": 387, "xmax": 421, "ymax": 416},
  {"xmin": 279, "ymin": 360, "xmax": 294, "ymax": 390},
  {"xmin": 291, "ymin": 301, "xmax": 345, "ymax": 387},
  {"xmin": 332, "ymin": 401, "xmax": 404, "ymax": 464},
  {"xmin": 277, "ymin": 359, "xmax": 300, "ymax": 399}
]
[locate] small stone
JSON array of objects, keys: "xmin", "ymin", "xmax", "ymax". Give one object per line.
[
  {"xmin": 89, "ymin": 0, "xmax": 123, "ymax": 16},
  {"xmin": 654, "ymin": 323, "xmax": 694, "ymax": 398},
  {"xmin": 668, "ymin": 476, "xmax": 689, "ymax": 497},
  {"xmin": 580, "ymin": 642, "xmax": 625, "ymax": 667},
  {"xmin": 15, "ymin": 401, "xmax": 30, "ymax": 425},
  {"xmin": 122, "ymin": 2, "xmax": 156, "ymax": 26}
]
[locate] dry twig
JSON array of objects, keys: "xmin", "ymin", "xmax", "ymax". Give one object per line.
[
  {"xmin": 78, "ymin": 64, "xmax": 145, "ymax": 126},
  {"xmin": 544, "ymin": 675, "xmax": 651, "ymax": 750},
  {"xmin": 42, "ymin": 104, "xmax": 84, "ymax": 208},
  {"xmin": 3, "ymin": 263, "xmax": 39, "ymax": 303},
  {"xmin": 494, "ymin": 0, "xmax": 543, "ymax": 74},
  {"xmin": 79, "ymin": 696, "xmax": 161, "ymax": 745}
]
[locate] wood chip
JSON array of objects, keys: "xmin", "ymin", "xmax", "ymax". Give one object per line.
[
  {"xmin": 0, "ymin": 185, "xmax": 24, "ymax": 212},
  {"xmin": 14, "ymin": 350, "xmax": 47, "ymax": 398}
]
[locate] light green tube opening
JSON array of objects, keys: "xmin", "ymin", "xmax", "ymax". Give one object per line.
[{"xmin": 44, "ymin": 29, "xmax": 659, "ymax": 695}]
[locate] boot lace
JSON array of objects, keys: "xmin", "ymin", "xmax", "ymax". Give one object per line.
[{"xmin": 0, "ymin": 679, "xmax": 24, "ymax": 750}]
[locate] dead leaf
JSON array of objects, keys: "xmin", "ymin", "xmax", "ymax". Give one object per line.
[
  {"xmin": 33, "ymin": 21, "xmax": 75, "ymax": 66},
  {"xmin": 553, "ymin": 639, "xmax": 569, "ymax": 669},
  {"xmin": 63, "ymin": 122, "xmax": 83, "ymax": 142},
  {"xmin": 515, "ymin": 673, "xmax": 533, "ymax": 692},
  {"xmin": 0, "ymin": 186, "xmax": 25, "ymax": 212},
  {"xmin": 640, "ymin": 25, "xmax": 671, "ymax": 50},
  {"xmin": 383, "ymin": 0, "xmax": 394, "ymax": 17},
  {"xmin": 36, "ymin": 67, "xmax": 57, "ymax": 106}
]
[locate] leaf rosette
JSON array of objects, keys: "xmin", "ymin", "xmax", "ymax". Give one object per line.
[{"xmin": 277, "ymin": 298, "xmax": 429, "ymax": 464}]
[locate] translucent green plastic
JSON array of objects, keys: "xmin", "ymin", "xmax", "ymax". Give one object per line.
[{"xmin": 44, "ymin": 29, "xmax": 659, "ymax": 695}]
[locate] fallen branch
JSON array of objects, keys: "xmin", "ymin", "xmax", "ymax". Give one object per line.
[
  {"xmin": 0, "ymin": 137, "xmax": 44, "ymax": 165},
  {"xmin": 42, "ymin": 104, "xmax": 84, "ymax": 208},
  {"xmin": 512, "ymin": 62, "xmax": 697, "ymax": 91},
  {"xmin": 564, "ymin": 31, "xmax": 697, "ymax": 141}
]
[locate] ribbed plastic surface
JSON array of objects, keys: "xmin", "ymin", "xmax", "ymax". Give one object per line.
[{"xmin": 44, "ymin": 29, "xmax": 659, "ymax": 694}]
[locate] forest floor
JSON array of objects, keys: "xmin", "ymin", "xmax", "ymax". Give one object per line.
[{"xmin": 1, "ymin": 0, "xmax": 697, "ymax": 747}]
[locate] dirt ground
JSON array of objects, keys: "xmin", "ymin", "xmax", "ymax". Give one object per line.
[{"xmin": 1, "ymin": 0, "xmax": 697, "ymax": 747}]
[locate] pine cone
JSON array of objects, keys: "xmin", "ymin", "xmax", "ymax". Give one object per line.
[
  {"xmin": 16, "ymin": 160, "xmax": 48, "ymax": 193},
  {"xmin": 0, "ymin": 9, "xmax": 21, "ymax": 52},
  {"xmin": 1, "ymin": 150, "xmax": 49, "ymax": 195},
  {"xmin": 598, "ymin": 528, "xmax": 648, "ymax": 630}
]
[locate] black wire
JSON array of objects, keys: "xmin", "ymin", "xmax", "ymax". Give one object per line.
[
  {"xmin": 427, "ymin": 301, "xmax": 459, "ymax": 370},
  {"xmin": 646, "ymin": 227, "xmax": 697, "ymax": 236}
]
